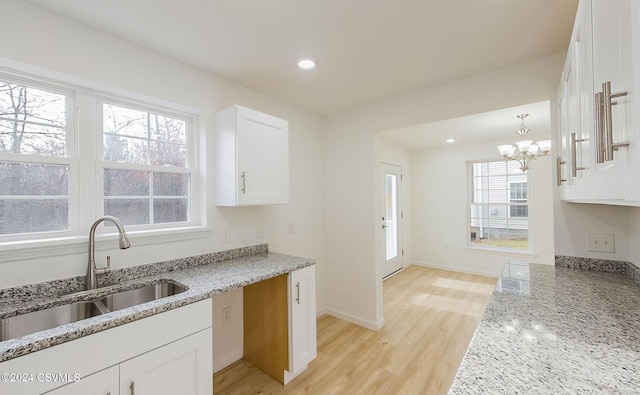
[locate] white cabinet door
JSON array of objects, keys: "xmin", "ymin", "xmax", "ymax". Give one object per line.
[
  {"xmin": 625, "ymin": 0, "xmax": 640, "ymax": 201},
  {"xmin": 119, "ymin": 328, "xmax": 212, "ymax": 395},
  {"xmin": 287, "ymin": 265, "xmax": 317, "ymax": 381},
  {"xmin": 559, "ymin": 28, "xmax": 588, "ymax": 200},
  {"xmin": 588, "ymin": 0, "xmax": 628, "ymax": 200},
  {"xmin": 215, "ymin": 105, "xmax": 289, "ymax": 206},
  {"xmin": 43, "ymin": 366, "xmax": 118, "ymax": 395}
]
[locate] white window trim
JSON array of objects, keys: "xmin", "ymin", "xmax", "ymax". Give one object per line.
[
  {"xmin": 0, "ymin": 68, "xmax": 206, "ymax": 259},
  {"xmin": 466, "ymin": 159, "xmax": 532, "ymax": 253},
  {"xmin": 0, "ymin": 226, "xmax": 212, "ymax": 264},
  {"xmin": 97, "ymin": 96, "xmax": 197, "ymax": 230}
]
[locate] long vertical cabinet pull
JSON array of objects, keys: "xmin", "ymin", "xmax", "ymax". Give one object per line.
[
  {"xmin": 594, "ymin": 92, "xmax": 605, "ymax": 163},
  {"xmin": 571, "ymin": 132, "xmax": 587, "ymax": 177},
  {"xmin": 556, "ymin": 157, "xmax": 567, "ymax": 186},
  {"xmin": 601, "ymin": 81, "xmax": 629, "ymax": 161},
  {"xmin": 130, "ymin": 381, "xmax": 135, "ymax": 395},
  {"xmin": 241, "ymin": 171, "xmax": 246, "ymax": 194},
  {"xmin": 295, "ymin": 282, "xmax": 300, "ymax": 304}
]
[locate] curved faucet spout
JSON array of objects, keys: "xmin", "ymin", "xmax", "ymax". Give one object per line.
[{"xmin": 86, "ymin": 216, "xmax": 131, "ymax": 290}]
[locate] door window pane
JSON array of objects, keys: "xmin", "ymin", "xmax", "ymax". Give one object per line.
[{"xmin": 385, "ymin": 173, "xmax": 398, "ymax": 260}]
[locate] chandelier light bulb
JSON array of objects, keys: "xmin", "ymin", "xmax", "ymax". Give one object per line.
[{"xmin": 496, "ymin": 113, "xmax": 551, "ymax": 172}]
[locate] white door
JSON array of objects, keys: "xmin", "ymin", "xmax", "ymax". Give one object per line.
[{"xmin": 382, "ymin": 163, "xmax": 403, "ymax": 278}]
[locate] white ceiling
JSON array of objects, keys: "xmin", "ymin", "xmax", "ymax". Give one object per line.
[
  {"xmin": 28, "ymin": 0, "xmax": 578, "ymax": 117},
  {"xmin": 381, "ymin": 100, "xmax": 551, "ymax": 150}
]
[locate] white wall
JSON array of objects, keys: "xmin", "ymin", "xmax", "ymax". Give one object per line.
[
  {"xmin": 0, "ymin": 0, "xmax": 326, "ymax": 314},
  {"xmin": 410, "ymin": 135, "xmax": 555, "ymax": 277},
  {"xmin": 630, "ymin": 208, "xmax": 640, "ymax": 264},
  {"xmin": 324, "ymin": 53, "xmax": 566, "ymax": 329}
]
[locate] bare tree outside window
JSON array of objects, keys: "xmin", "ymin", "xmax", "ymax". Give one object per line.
[
  {"xmin": 102, "ymin": 103, "xmax": 191, "ymax": 226},
  {"xmin": 0, "ymin": 81, "xmax": 70, "ymax": 235}
]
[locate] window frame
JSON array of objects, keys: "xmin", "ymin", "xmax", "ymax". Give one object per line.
[
  {"xmin": 508, "ymin": 181, "xmax": 529, "ymax": 218},
  {"xmin": 0, "ymin": 68, "xmax": 206, "ymax": 258},
  {"xmin": 97, "ymin": 97, "xmax": 197, "ymax": 230},
  {"xmin": 0, "ymin": 72, "xmax": 78, "ymax": 241},
  {"xmin": 467, "ymin": 159, "xmax": 531, "ymax": 252}
]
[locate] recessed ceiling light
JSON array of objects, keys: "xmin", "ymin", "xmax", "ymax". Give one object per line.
[
  {"xmin": 446, "ymin": 138, "xmax": 456, "ymax": 143},
  {"xmin": 297, "ymin": 57, "xmax": 317, "ymax": 70}
]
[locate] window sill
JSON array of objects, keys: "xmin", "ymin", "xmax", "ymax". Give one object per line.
[
  {"xmin": 0, "ymin": 226, "xmax": 212, "ymax": 264},
  {"xmin": 464, "ymin": 246, "xmax": 537, "ymax": 258}
]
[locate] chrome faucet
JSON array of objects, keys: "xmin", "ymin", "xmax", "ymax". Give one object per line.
[{"xmin": 86, "ymin": 216, "xmax": 131, "ymax": 290}]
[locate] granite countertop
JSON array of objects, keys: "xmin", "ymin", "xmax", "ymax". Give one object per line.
[
  {"xmin": 449, "ymin": 262, "xmax": 640, "ymax": 394},
  {"xmin": 0, "ymin": 244, "xmax": 315, "ymax": 363}
]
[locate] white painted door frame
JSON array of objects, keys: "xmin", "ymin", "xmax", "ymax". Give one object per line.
[{"xmin": 381, "ymin": 163, "xmax": 403, "ymax": 278}]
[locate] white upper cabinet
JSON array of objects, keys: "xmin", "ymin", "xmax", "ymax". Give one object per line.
[
  {"xmin": 215, "ymin": 105, "xmax": 289, "ymax": 206},
  {"xmin": 557, "ymin": 0, "xmax": 640, "ymax": 205}
]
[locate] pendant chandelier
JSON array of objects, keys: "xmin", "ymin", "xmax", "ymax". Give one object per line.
[{"xmin": 497, "ymin": 114, "xmax": 551, "ymax": 172}]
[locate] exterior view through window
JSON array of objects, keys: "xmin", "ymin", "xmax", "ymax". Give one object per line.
[
  {"xmin": 102, "ymin": 102, "xmax": 192, "ymax": 227},
  {"xmin": 0, "ymin": 78, "xmax": 71, "ymax": 235},
  {"xmin": 469, "ymin": 160, "xmax": 529, "ymax": 250}
]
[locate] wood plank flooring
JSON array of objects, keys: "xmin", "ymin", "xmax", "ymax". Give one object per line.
[{"xmin": 213, "ymin": 265, "xmax": 497, "ymax": 395}]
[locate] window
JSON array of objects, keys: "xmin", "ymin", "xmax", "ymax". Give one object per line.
[
  {"xmin": 0, "ymin": 77, "xmax": 73, "ymax": 235},
  {"xmin": 509, "ymin": 182, "xmax": 528, "ymax": 218},
  {"xmin": 0, "ymin": 69, "xmax": 200, "ymax": 245},
  {"xmin": 469, "ymin": 160, "xmax": 529, "ymax": 250},
  {"xmin": 101, "ymin": 101, "xmax": 192, "ymax": 227}
]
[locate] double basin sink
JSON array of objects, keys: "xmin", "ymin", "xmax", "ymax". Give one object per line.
[{"xmin": 0, "ymin": 281, "xmax": 187, "ymax": 342}]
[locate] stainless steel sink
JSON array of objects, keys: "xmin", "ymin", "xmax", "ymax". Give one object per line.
[
  {"xmin": 99, "ymin": 282, "xmax": 187, "ymax": 312},
  {"xmin": 0, "ymin": 300, "xmax": 108, "ymax": 342},
  {"xmin": 0, "ymin": 281, "xmax": 187, "ymax": 342}
]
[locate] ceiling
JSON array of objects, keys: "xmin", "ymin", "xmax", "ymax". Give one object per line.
[
  {"xmin": 28, "ymin": 0, "xmax": 578, "ymax": 117},
  {"xmin": 381, "ymin": 100, "xmax": 551, "ymax": 150}
]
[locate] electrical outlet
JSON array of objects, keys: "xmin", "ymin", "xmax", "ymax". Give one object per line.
[
  {"xmin": 222, "ymin": 306, "xmax": 231, "ymax": 323},
  {"xmin": 288, "ymin": 222, "xmax": 295, "ymax": 235},
  {"xmin": 222, "ymin": 229, "xmax": 229, "ymax": 244},
  {"xmin": 587, "ymin": 233, "xmax": 615, "ymax": 253},
  {"xmin": 256, "ymin": 225, "xmax": 264, "ymax": 238}
]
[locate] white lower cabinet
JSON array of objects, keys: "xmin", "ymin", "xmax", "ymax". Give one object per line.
[
  {"xmin": 45, "ymin": 330, "xmax": 210, "ymax": 395},
  {"xmin": 45, "ymin": 366, "xmax": 118, "ymax": 395},
  {"xmin": 119, "ymin": 329, "xmax": 211, "ymax": 395},
  {"xmin": 0, "ymin": 299, "xmax": 212, "ymax": 395},
  {"xmin": 286, "ymin": 265, "xmax": 317, "ymax": 382},
  {"xmin": 243, "ymin": 265, "xmax": 317, "ymax": 385}
]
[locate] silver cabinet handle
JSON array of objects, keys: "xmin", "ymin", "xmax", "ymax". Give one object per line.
[
  {"xmin": 602, "ymin": 81, "xmax": 629, "ymax": 161},
  {"xmin": 241, "ymin": 171, "xmax": 246, "ymax": 194},
  {"xmin": 570, "ymin": 132, "xmax": 587, "ymax": 177},
  {"xmin": 295, "ymin": 282, "xmax": 300, "ymax": 304},
  {"xmin": 594, "ymin": 91, "xmax": 605, "ymax": 164},
  {"xmin": 556, "ymin": 157, "xmax": 567, "ymax": 186}
]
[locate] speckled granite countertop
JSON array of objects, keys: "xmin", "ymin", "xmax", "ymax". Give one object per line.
[
  {"xmin": 0, "ymin": 244, "xmax": 314, "ymax": 363},
  {"xmin": 449, "ymin": 262, "xmax": 640, "ymax": 394}
]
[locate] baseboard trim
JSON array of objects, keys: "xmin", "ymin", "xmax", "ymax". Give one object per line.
[{"xmin": 323, "ymin": 308, "xmax": 385, "ymax": 331}]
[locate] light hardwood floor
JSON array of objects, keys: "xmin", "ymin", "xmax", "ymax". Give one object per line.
[{"xmin": 213, "ymin": 265, "xmax": 497, "ymax": 395}]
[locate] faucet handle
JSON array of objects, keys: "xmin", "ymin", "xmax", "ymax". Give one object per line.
[{"xmin": 96, "ymin": 255, "xmax": 112, "ymax": 275}]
